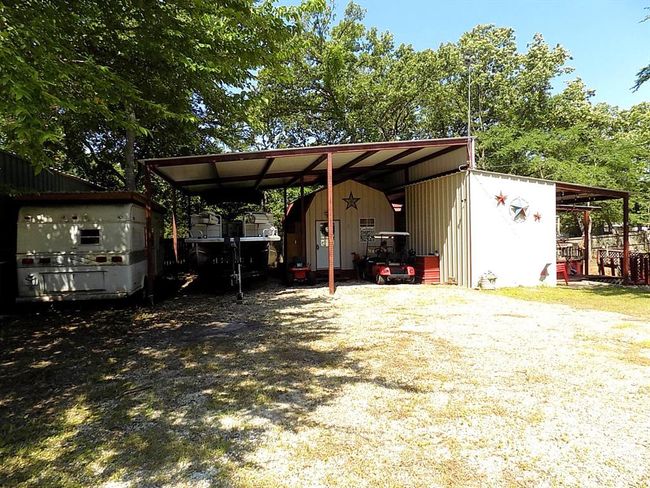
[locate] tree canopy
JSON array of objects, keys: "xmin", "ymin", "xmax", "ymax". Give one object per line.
[{"xmin": 1, "ymin": 1, "xmax": 648, "ymax": 227}]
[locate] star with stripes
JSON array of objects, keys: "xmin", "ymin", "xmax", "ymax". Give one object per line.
[{"xmin": 495, "ymin": 191, "xmax": 507, "ymax": 206}]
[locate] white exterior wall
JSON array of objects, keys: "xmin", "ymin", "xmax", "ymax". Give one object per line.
[
  {"xmin": 305, "ymin": 180, "xmax": 394, "ymax": 270},
  {"xmin": 405, "ymin": 172, "xmax": 471, "ymax": 286},
  {"xmin": 469, "ymin": 171, "xmax": 557, "ymax": 287}
]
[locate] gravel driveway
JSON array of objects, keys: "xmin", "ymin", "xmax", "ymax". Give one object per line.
[{"xmin": 1, "ymin": 282, "xmax": 648, "ymax": 487}]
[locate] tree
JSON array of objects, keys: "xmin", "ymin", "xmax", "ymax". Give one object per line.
[
  {"xmin": 0, "ymin": 0, "xmax": 298, "ymax": 188},
  {"xmin": 633, "ymin": 7, "xmax": 649, "ymax": 91}
]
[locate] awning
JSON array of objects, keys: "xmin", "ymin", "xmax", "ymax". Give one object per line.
[{"xmin": 556, "ymin": 181, "xmax": 629, "ymax": 205}]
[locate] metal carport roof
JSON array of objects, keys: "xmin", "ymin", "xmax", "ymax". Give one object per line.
[{"xmin": 141, "ymin": 138, "xmax": 472, "ymax": 195}]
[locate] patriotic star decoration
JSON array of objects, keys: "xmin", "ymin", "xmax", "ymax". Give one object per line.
[
  {"xmin": 509, "ymin": 197, "xmax": 529, "ymax": 222},
  {"xmin": 343, "ymin": 192, "xmax": 360, "ymax": 210},
  {"xmin": 495, "ymin": 191, "xmax": 507, "ymax": 206},
  {"xmin": 534, "ymin": 212, "xmax": 542, "ymax": 222}
]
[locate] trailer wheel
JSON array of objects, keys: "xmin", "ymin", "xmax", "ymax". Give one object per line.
[{"xmin": 375, "ymin": 274, "xmax": 386, "ymax": 285}]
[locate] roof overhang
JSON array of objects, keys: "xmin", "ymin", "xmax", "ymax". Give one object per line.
[
  {"xmin": 141, "ymin": 138, "xmax": 472, "ymax": 197},
  {"xmin": 15, "ymin": 191, "xmax": 166, "ymax": 213},
  {"xmin": 556, "ymin": 181, "xmax": 628, "ymax": 205}
]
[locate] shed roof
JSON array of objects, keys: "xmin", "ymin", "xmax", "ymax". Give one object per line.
[
  {"xmin": 16, "ymin": 191, "xmax": 166, "ymax": 213},
  {"xmin": 141, "ymin": 138, "xmax": 471, "ymax": 198},
  {"xmin": 555, "ymin": 181, "xmax": 628, "ymax": 205}
]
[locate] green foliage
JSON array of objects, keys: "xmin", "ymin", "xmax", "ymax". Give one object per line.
[
  {"xmin": 251, "ymin": 3, "xmax": 649, "ymax": 227},
  {"xmin": 633, "ymin": 7, "xmax": 649, "ymax": 91},
  {"xmin": 0, "ymin": 0, "xmax": 298, "ymax": 181},
  {"xmin": 1, "ymin": 0, "xmax": 648, "ymax": 229}
]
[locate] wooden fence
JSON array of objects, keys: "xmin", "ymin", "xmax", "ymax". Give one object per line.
[{"xmin": 596, "ymin": 249, "xmax": 650, "ymax": 285}]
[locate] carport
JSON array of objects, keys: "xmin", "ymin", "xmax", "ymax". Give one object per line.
[
  {"xmin": 555, "ymin": 181, "xmax": 631, "ymax": 280},
  {"xmin": 141, "ymin": 138, "xmax": 474, "ymax": 297}
]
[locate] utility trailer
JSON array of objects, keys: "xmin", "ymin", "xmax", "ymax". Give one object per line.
[
  {"xmin": 187, "ymin": 211, "xmax": 281, "ymax": 300},
  {"xmin": 15, "ymin": 192, "xmax": 164, "ymax": 302}
]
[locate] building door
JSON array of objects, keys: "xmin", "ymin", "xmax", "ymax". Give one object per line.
[{"xmin": 315, "ymin": 220, "xmax": 341, "ymax": 270}]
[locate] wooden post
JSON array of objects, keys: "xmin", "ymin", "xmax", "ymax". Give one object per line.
[
  {"xmin": 144, "ymin": 164, "xmax": 155, "ymax": 305},
  {"xmin": 300, "ymin": 177, "xmax": 306, "ymax": 260},
  {"xmin": 327, "ymin": 152, "xmax": 335, "ymax": 295},
  {"xmin": 621, "ymin": 195, "xmax": 630, "ymax": 282},
  {"xmin": 582, "ymin": 210, "xmax": 591, "ymax": 276}
]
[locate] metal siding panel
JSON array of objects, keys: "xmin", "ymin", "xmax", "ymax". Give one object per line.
[
  {"xmin": 405, "ymin": 172, "xmax": 470, "ymax": 286},
  {"xmin": 0, "ymin": 151, "xmax": 99, "ymax": 193},
  {"xmin": 469, "ymin": 172, "xmax": 556, "ymax": 287}
]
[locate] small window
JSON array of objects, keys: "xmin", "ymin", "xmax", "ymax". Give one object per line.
[
  {"xmin": 359, "ymin": 218, "xmax": 375, "ymax": 242},
  {"xmin": 80, "ymin": 229, "xmax": 101, "ymax": 245}
]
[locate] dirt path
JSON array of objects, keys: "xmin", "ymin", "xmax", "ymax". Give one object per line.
[{"xmin": 1, "ymin": 283, "xmax": 648, "ymax": 487}]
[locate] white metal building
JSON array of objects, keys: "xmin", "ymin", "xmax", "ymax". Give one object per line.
[{"xmin": 406, "ymin": 170, "xmax": 557, "ymax": 288}]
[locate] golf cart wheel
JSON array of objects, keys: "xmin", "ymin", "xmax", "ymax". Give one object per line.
[
  {"xmin": 375, "ymin": 274, "xmax": 386, "ymax": 285},
  {"xmin": 408, "ymin": 276, "xmax": 416, "ymax": 284}
]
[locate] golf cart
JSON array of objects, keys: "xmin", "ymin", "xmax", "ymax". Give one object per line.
[{"xmin": 363, "ymin": 231, "xmax": 416, "ymax": 285}]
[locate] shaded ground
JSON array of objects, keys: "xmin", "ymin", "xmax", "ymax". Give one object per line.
[{"xmin": 0, "ymin": 282, "xmax": 649, "ymax": 487}]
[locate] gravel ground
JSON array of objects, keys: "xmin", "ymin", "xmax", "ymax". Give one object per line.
[{"xmin": 1, "ymin": 282, "xmax": 648, "ymax": 487}]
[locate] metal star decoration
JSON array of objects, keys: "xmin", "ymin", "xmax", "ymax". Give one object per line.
[
  {"xmin": 534, "ymin": 212, "xmax": 542, "ymax": 222},
  {"xmin": 495, "ymin": 191, "xmax": 507, "ymax": 206},
  {"xmin": 343, "ymin": 192, "xmax": 360, "ymax": 210},
  {"xmin": 509, "ymin": 197, "xmax": 529, "ymax": 222}
]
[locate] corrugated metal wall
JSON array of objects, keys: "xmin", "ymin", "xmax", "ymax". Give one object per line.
[
  {"xmin": 0, "ymin": 151, "xmax": 100, "ymax": 193},
  {"xmin": 306, "ymin": 180, "xmax": 395, "ymax": 270},
  {"xmin": 405, "ymin": 172, "xmax": 471, "ymax": 286}
]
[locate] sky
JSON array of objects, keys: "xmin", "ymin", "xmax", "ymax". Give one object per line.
[{"xmin": 281, "ymin": 0, "xmax": 650, "ymax": 108}]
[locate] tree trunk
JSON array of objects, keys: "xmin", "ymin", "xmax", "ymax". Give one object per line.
[{"xmin": 124, "ymin": 108, "xmax": 136, "ymax": 191}]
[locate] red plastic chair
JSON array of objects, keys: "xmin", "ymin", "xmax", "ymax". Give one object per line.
[{"xmin": 556, "ymin": 261, "xmax": 569, "ymax": 285}]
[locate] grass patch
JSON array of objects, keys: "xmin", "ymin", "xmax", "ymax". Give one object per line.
[{"xmin": 494, "ymin": 286, "xmax": 650, "ymax": 321}]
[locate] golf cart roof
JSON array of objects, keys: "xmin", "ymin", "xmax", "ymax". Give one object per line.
[{"xmin": 374, "ymin": 231, "xmax": 410, "ymax": 238}]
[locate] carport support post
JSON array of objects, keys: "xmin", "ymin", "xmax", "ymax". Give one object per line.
[
  {"xmin": 186, "ymin": 193, "xmax": 191, "ymax": 231},
  {"xmin": 582, "ymin": 210, "xmax": 591, "ymax": 275},
  {"xmin": 327, "ymin": 152, "xmax": 335, "ymax": 294},
  {"xmin": 300, "ymin": 178, "xmax": 306, "ymax": 260},
  {"xmin": 621, "ymin": 194, "xmax": 630, "ymax": 282},
  {"xmin": 172, "ymin": 188, "xmax": 178, "ymax": 263},
  {"xmin": 283, "ymin": 186, "xmax": 288, "ymax": 267},
  {"xmin": 144, "ymin": 164, "xmax": 155, "ymax": 305}
]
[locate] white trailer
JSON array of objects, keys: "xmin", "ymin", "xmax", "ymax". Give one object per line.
[{"xmin": 15, "ymin": 192, "xmax": 163, "ymax": 302}]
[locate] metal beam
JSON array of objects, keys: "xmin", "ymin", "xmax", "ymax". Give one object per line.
[
  {"xmin": 283, "ymin": 187, "xmax": 288, "ymax": 267},
  {"xmin": 583, "ymin": 210, "xmax": 591, "ymax": 276},
  {"xmin": 254, "ymin": 158, "xmax": 275, "ymax": 189},
  {"xmin": 287, "ymin": 154, "xmax": 327, "ymax": 187},
  {"xmin": 621, "ymin": 194, "xmax": 630, "ymax": 283},
  {"xmin": 375, "ymin": 145, "xmax": 463, "ymax": 178},
  {"xmin": 332, "ymin": 147, "xmax": 421, "ymax": 186},
  {"xmin": 556, "ymin": 182, "xmax": 628, "ymax": 199},
  {"xmin": 144, "ymin": 165, "xmax": 155, "ymax": 306},
  {"xmin": 327, "ymin": 152, "xmax": 335, "ymax": 295},
  {"xmin": 335, "ymin": 150, "xmax": 378, "ymax": 172}
]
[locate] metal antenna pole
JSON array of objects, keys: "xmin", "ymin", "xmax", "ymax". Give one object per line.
[{"xmin": 466, "ymin": 56, "xmax": 471, "ymax": 138}]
